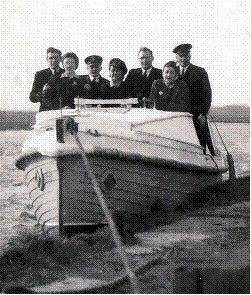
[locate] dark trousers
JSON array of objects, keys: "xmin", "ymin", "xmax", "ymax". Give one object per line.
[{"xmin": 193, "ymin": 116, "xmax": 215, "ymax": 156}]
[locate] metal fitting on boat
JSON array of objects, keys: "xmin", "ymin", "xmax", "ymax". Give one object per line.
[
  {"xmin": 56, "ymin": 117, "xmax": 79, "ymax": 143},
  {"xmin": 65, "ymin": 117, "xmax": 78, "ymax": 135}
]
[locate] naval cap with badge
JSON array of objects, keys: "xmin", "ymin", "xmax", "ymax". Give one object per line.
[
  {"xmin": 173, "ymin": 44, "xmax": 192, "ymax": 55},
  {"xmin": 85, "ymin": 55, "xmax": 103, "ymax": 65}
]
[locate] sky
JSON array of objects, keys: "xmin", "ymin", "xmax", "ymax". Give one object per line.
[{"xmin": 0, "ymin": 0, "xmax": 250, "ymax": 111}]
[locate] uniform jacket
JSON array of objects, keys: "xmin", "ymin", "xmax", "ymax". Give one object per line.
[
  {"xmin": 150, "ymin": 79, "xmax": 191, "ymax": 113},
  {"xmin": 124, "ymin": 67, "xmax": 162, "ymax": 107},
  {"xmin": 178, "ymin": 64, "xmax": 211, "ymax": 117},
  {"xmin": 29, "ymin": 68, "xmax": 65, "ymax": 112},
  {"xmin": 79, "ymin": 75, "xmax": 110, "ymax": 100},
  {"xmin": 101, "ymin": 81, "xmax": 131, "ymax": 107}
]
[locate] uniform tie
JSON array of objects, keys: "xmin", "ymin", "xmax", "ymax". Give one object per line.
[{"xmin": 93, "ymin": 77, "xmax": 99, "ymax": 83}]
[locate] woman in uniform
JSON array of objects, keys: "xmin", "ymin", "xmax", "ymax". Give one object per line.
[
  {"xmin": 42, "ymin": 52, "xmax": 81, "ymax": 111},
  {"xmin": 149, "ymin": 61, "xmax": 191, "ymax": 113}
]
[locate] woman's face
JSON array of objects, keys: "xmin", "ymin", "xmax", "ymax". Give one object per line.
[
  {"xmin": 162, "ymin": 66, "xmax": 177, "ymax": 86},
  {"xmin": 63, "ymin": 57, "xmax": 76, "ymax": 72},
  {"xmin": 109, "ymin": 66, "xmax": 123, "ymax": 82}
]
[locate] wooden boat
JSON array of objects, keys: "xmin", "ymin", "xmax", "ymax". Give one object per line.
[{"xmin": 15, "ymin": 99, "xmax": 228, "ymax": 234}]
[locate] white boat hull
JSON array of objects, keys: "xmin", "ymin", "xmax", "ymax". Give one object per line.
[{"xmin": 16, "ymin": 109, "xmax": 228, "ymax": 229}]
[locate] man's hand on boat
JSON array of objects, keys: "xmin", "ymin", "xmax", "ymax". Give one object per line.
[{"xmin": 142, "ymin": 96, "xmax": 154, "ymax": 108}]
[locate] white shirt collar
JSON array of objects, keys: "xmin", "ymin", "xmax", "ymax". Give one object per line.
[
  {"xmin": 177, "ymin": 64, "xmax": 190, "ymax": 74},
  {"xmin": 110, "ymin": 81, "xmax": 122, "ymax": 88},
  {"xmin": 61, "ymin": 72, "xmax": 78, "ymax": 78},
  {"xmin": 90, "ymin": 75, "xmax": 100, "ymax": 82},
  {"xmin": 50, "ymin": 68, "xmax": 59, "ymax": 74},
  {"xmin": 142, "ymin": 67, "xmax": 152, "ymax": 77}
]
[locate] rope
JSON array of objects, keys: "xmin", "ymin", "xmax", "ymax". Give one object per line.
[
  {"xmin": 208, "ymin": 114, "xmax": 236, "ymax": 180},
  {"xmin": 72, "ymin": 130, "xmax": 140, "ymax": 294},
  {"xmin": 208, "ymin": 114, "xmax": 230, "ymax": 154}
]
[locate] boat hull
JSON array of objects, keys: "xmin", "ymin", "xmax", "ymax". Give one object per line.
[
  {"xmin": 17, "ymin": 109, "xmax": 227, "ymax": 232},
  {"xmin": 25, "ymin": 153, "xmax": 222, "ymax": 228}
]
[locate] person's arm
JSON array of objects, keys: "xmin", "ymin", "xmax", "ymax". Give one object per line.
[
  {"xmin": 149, "ymin": 80, "xmax": 159, "ymax": 109},
  {"xmin": 40, "ymin": 74, "xmax": 60, "ymax": 111},
  {"xmin": 195, "ymin": 69, "xmax": 212, "ymax": 116},
  {"xmin": 178, "ymin": 81, "xmax": 192, "ymax": 113},
  {"xmin": 124, "ymin": 70, "xmax": 144, "ymax": 107},
  {"xmin": 29, "ymin": 72, "xmax": 43, "ymax": 103}
]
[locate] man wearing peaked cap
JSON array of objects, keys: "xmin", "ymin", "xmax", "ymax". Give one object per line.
[
  {"xmin": 79, "ymin": 55, "xmax": 109, "ymax": 100},
  {"xmin": 85, "ymin": 55, "xmax": 103, "ymax": 65},
  {"xmin": 173, "ymin": 43, "xmax": 192, "ymax": 54},
  {"xmin": 173, "ymin": 43, "xmax": 215, "ymax": 155}
]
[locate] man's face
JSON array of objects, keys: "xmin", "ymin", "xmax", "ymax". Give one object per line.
[
  {"xmin": 87, "ymin": 64, "xmax": 102, "ymax": 77},
  {"xmin": 47, "ymin": 52, "xmax": 61, "ymax": 70},
  {"xmin": 163, "ymin": 66, "xmax": 177, "ymax": 86},
  {"xmin": 138, "ymin": 51, "xmax": 154, "ymax": 70},
  {"xmin": 175, "ymin": 52, "xmax": 191, "ymax": 67}
]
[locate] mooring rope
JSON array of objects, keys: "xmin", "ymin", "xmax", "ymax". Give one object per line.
[
  {"xmin": 72, "ymin": 129, "xmax": 140, "ymax": 294},
  {"xmin": 208, "ymin": 114, "xmax": 236, "ymax": 180}
]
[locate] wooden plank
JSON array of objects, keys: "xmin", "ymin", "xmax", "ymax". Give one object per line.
[
  {"xmin": 56, "ymin": 155, "xmax": 218, "ymax": 184},
  {"xmin": 60, "ymin": 168, "xmax": 185, "ymax": 204},
  {"xmin": 61, "ymin": 185, "xmax": 156, "ymax": 207},
  {"xmin": 61, "ymin": 153, "xmax": 217, "ymax": 186},
  {"xmin": 74, "ymin": 97, "xmax": 138, "ymax": 105},
  {"xmin": 61, "ymin": 188, "xmax": 146, "ymax": 215},
  {"xmin": 87, "ymin": 155, "xmax": 218, "ymax": 183}
]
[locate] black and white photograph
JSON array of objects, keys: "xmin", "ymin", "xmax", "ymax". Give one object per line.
[{"xmin": 0, "ymin": 0, "xmax": 249, "ymax": 293}]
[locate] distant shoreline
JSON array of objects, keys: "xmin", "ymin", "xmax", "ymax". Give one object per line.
[{"xmin": 0, "ymin": 105, "xmax": 249, "ymax": 130}]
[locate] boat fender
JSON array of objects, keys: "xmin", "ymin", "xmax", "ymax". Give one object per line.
[
  {"xmin": 99, "ymin": 170, "xmax": 116, "ymax": 194},
  {"xmin": 227, "ymin": 153, "xmax": 236, "ymax": 181},
  {"xmin": 35, "ymin": 168, "xmax": 45, "ymax": 191},
  {"xmin": 87, "ymin": 129, "xmax": 101, "ymax": 137}
]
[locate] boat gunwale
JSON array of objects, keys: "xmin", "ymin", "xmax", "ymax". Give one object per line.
[{"xmin": 16, "ymin": 150, "xmax": 227, "ymax": 174}]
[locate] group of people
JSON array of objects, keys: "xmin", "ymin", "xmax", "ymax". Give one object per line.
[{"xmin": 29, "ymin": 44, "xmax": 215, "ymax": 155}]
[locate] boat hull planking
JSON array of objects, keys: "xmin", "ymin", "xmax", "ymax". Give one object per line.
[{"xmin": 25, "ymin": 153, "xmax": 221, "ymax": 228}]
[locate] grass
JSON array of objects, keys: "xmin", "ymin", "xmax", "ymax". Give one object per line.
[
  {"xmin": 0, "ymin": 105, "xmax": 249, "ymax": 130},
  {"xmin": 0, "ymin": 227, "xmax": 115, "ymax": 293}
]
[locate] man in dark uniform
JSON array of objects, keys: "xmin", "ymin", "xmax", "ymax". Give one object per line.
[
  {"xmin": 80, "ymin": 55, "xmax": 109, "ymax": 100},
  {"xmin": 173, "ymin": 43, "xmax": 215, "ymax": 155},
  {"xmin": 125, "ymin": 47, "xmax": 162, "ymax": 108},
  {"xmin": 29, "ymin": 47, "xmax": 64, "ymax": 112}
]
